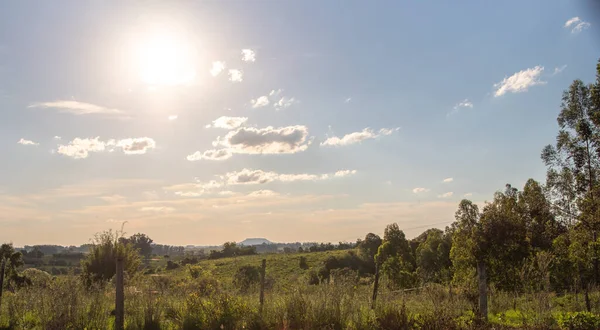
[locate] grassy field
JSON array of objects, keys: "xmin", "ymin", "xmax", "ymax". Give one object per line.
[{"xmin": 2, "ymin": 249, "xmax": 600, "ymax": 329}]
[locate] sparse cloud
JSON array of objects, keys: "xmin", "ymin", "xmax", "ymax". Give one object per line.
[
  {"xmin": 345, "ymin": 97, "xmax": 352, "ymax": 103},
  {"xmin": 29, "ymin": 101, "xmax": 125, "ymax": 117},
  {"xmin": 206, "ymin": 116, "xmax": 248, "ymax": 129},
  {"xmin": 212, "ymin": 125, "xmax": 310, "ymax": 155},
  {"xmin": 334, "ymin": 170, "xmax": 357, "ymax": 177},
  {"xmin": 247, "ymin": 190, "xmax": 278, "ymax": 197},
  {"xmin": 320, "ymin": 127, "xmax": 399, "ymax": 147},
  {"xmin": 210, "ymin": 61, "xmax": 225, "ymax": 76},
  {"xmin": 447, "ymin": 99, "xmax": 474, "ymax": 117},
  {"xmin": 464, "ymin": 193, "xmax": 473, "ymax": 197},
  {"xmin": 18, "ymin": 138, "xmax": 39, "ymax": 146},
  {"xmin": 186, "ymin": 149, "xmax": 232, "ymax": 161},
  {"xmin": 53, "ymin": 136, "xmax": 61, "ymax": 140},
  {"xmin": 251, "ymin": 96, "xmax": 270, "ymax": 108},
  {"xmin": 553, "ymin": 65, "xmax": 567, "ymax": 76},
  {"xmin": 493, "ymin": 66, "xmax": 546, "ymax": 97},
  {"xmin": 270, "ymin": 89, "xmax": 283, "ymax": 97},
  {"xmin": 222, "ymin": 168, "xmax": 355, "ymax": 185},
  {"xmin": 57, "ymin": 137, "xmax": 156, "ymax": 159},
  {"xmin": 139, "ymin": 206, "xmax": 175, "ymax": 213},
  {"xmin": 438, "ymin": 192, "xmax": 454, "ymax": 198},
  {"xmin": 564, "ymin": 17, "xmax": 590, "ymax": 34},
  {"xmin": 412, "ymin": 187, "xmax": 430, "ymax": 194},
  {"xmin": 442, "ymin": 178, "xmax": 454, "ymax": 183},
  {"xmin": 274, "ymin": 97, "xmax": 298, "ymax": 110},
  {"xmin": 241, "ymin": 49, "xmax": 256, "ymax": 62},
  {"xmin": 168, "ymin": 115, "xmax": 178, "ymax": 121},
  {"xmin": 228, "ymin": 69, "xmax": 243, "ymax": 82}
]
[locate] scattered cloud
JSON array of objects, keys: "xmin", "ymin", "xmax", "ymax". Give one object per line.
[
  {"xmin": 206, "ymin": 116, "xmax": 248, "ymax": 129},
  {"xmin": 412, "ymin": 187, "xmax": 430, "ymax": 194},
  {"xmin": 447, "ymin": 99, "xmax": 474, "ymax": 117},
  {"xmin": 222, "ymin": 168, "xmax": 355, "ymax": 185},
  {"xmin": 464, "ymin": 193, "xmax": 473, "ymax": 197},
  {"xmin": 438, "ymin": 192, "xmax": 454, "ymax": 198},
  {"xmin": 53, "ymin": 136, "xmax": 61, "ymax": 140},
  {"xmin": 334, "ymin": 170, "xmax": 357, "ymax": 177},
  {"xmin": 274, "ymin": 97, "xmax": 298, "ymax": 110},
  {"xmin": 320, "ymin": 127, "xmax": 399, "ymax": 147},
  {"xmin": 17, "ymin": 138, "xmax": 39, "ymax": 146},
  {"xmin": 270, "ymin": 89, "xmax": 283, "ymax": 97},
  {"xmin": 228, "ymin": 69, "xmax": 243, "ymax": 82},
  {"xmin": 564, "ymin": 17, "xmax": 590, "ymax": 34},
  {"xmin": 139, "ymin": 206, "xmax": 175, "ymax": 213},
  {"xmin": 442, "ymin": 178, "xmax": 454, "ymax": 183},
  {"xmin": 29, "ymin": 101, "xmax": 125, "ymax": 117},
  {"xmin": 553, "ymin": 65, "xmax": 567, "ymax": 76},
  {"xmin": 212, "ymin": 125, "xmax": 310, "ymax": 155},
  {"xmin": 56, "ymin": 137, "xmax": 156, "ymax": 159},
  {"xmin": 241, "ymin": 49, "xmax": 256, "ymax": 62},
  {"xmin": 168, "ymin": 115, "xmax": 178, "ymax": 121},
  {"xmin": 210, "ymin": 61, "xmax": 225, "ymax": 76},
  {"xmin": 218, "ymin": 191, "xmax": 236, "ymax": 196},
  {"xmin": 186, "ymin": 149, "xmax": 232, "ymax": 161},
  {"xmin": 251, "ymin": 96, "xmax": 270, "ymax": 108},
  {"xmin": 247, "ymin": 190, "xmax": 278, "ymax": 198},
  {"xmin": 345, "ymin": 97, "xmax": 352, "ymax": 103},
  {"xmin": 493, "ymin": 66, "xmax": 546, "ymax": 97}
]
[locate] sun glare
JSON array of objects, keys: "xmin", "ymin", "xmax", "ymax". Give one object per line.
[{"xmin": 134, "ymin": 31, "xmax": 197, "ymax": 86}]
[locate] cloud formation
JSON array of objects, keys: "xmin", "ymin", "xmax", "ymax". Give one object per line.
[
  {"xmin": 274, "ymin": 97, "xmax": 298, "ymax": 110},
  {"xmin": 206, "ymin": 116, "xmax": 248, "ymax": 129},
  {"xmin": 438, "ymin": 192, "xmax": 454, "ymax": 198},
  {"xmin": 213, "ymin": 125, "xmax": 310, "ymax": 155},
  {"xmin": 29, "ymin": 101, "xmax": 124, "ymax": 117},
  {"xmin": 18, "ymin": 138, "xmax": 39, "ymax": 146},
  {"xmin": 334, "ymin": 170, "xmax": 357, "ymax": 177},
  {"xmin": 251, "ymin": 96, "xmax": 270, "ymax": 108},
  {"xmin": 493, "ymin": 66, "xmax": 546, "ymax": 97},
  {"xmin": 168, "ymin": 115, "xmax": 178, "ymax": 121},
  {"xmin": 442, "ymin": 178, "xmax": 454, "ymax": 183},
  {"xmin": 320, "ymin": 127, "xmax": 399, "ymax": 147},
  {"xmin": 186, "ymin": 149, "xmax": 232, "ymax": 161},
  {"xmin": 412, "ymin": 187, "xmax": 430, "ymax": 194},
  {"xmin": 222, "ymin": 168, "xmax": 355, "ymax": 185},
  {"xmin": 241, "ymin": 49, "xmax": 256, "ymax": 62},
  {"xmin": 564, "ymin": 17, "xmax": 590, "ymax": 34},
  {"xmin": 210, "ymin": 61, "xmax": 225, "ymax": 76},
  {"xmin": 57, "ymin": 137, "xmax": 156, "ymax": 159},
  {"xmin": 228, "ymin": 69, "xmax": 243, "ymax": 82}
]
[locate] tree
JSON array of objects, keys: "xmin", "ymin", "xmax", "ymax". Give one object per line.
[
  {"xmin": 0, "ymin": 243, "xmax": 27, "ymax": 288},
  {"xmin": 415, "ymin": 228, "xmax": 452, "ymax": 283},
  {"xmin": 376, "ymin": 224, "xmax": 417, "ymax": 289},
  {"xmin": 81, "ymin": 230, "xmax": 141, "ymax": 287},
  {"xmin": 120, "ymin": 233, "xmax": 153, "ymax": 258}
]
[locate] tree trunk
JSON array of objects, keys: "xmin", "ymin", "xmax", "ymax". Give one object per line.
[
  {"xmin": 0, "ymin": 258, "xmax": 5, "ymax": 311},
  {"xmin": 594, "ymin": 231, "xmax": 598, "ymax": 286},
  {"xmin": 371, "ymin": 263, "xmax": 380, "ymax": 310},
  {"xmin": 477, "ymin": 261, "xmax": 488, "ymax": 322},
  {"xmin": 259, "ymin": 259, "xmax": 266, "ymax": 314},
  {"xmin": 115, "ymin": 257, "xmax": 124, "ymax": 330}
]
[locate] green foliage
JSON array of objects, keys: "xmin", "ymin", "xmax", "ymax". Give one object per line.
[
  {"xmin": 80, "ymin": 229, "xmax": 141, "ymax": 287},
  {"xmin": 208, "ymin": 242, "xmax": 257, "ymax": 259},
  {"xmin": 556, "ymin": 311, "xmax": 600, "ymax": 330},
  {"xmin": 120, "ymin": 233, "xmax": 154, "ymax": 258},
  {"xmin": 165, "ymin": 260, "xmax": 180, "ymax": 270},
  {"xmin": 0, "ymin": 243, "xmax": 28, "ymax": 288},
  {"xmin": 299, "ymin": 256, "xmax": 309, "ymax": 270},
  {"xmin": 233, "ymin": 265, "xmax": 261, "ymax": 292}
]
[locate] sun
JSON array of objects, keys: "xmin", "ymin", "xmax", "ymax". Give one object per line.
[{"xmin": 134, "ymin": 31, "xmax": 197, "ymax": 86}]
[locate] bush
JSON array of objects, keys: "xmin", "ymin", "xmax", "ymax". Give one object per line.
[
  {"xmin": 307, "ymin": 270, "xmax": 320, "ymax": 285},
  {"xmin": 556, "ymin": 312, "xmax": 600, "ymax": 330},
  {"xmin": 166, "ymin": 260, "xmax": 180, "ymax": 270},
  {"xmin": 299, "ymin": 256, "xmax": 309, "ymax": 270},
  {"xmin": 233, "ymin": 265, "xmax": 261, "ymax": 292}
]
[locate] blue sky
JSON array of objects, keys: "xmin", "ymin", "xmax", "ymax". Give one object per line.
[{"xmin": 0, "ymin": 1, "xmax": 599, "ymax": 246}]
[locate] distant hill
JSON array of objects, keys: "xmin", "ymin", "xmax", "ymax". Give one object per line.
[{"xmin": 239, "ymin": 238, "xmax": 273, "ymax": 246}]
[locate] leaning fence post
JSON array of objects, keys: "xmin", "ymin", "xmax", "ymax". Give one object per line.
[
  {"xmin": 477, "ymin": 261, "xmax": 488, "ymax": 322},
  {"xmin": 0, "ymin": 258, "xmax": 5, "ymax": 311},
  {"xmin": 259, "ymin": 259, "xmax": 266, "ymax": 313},
  {"xmin": 371, "ymin": 262, "xmax": 380, "ymax": 310},
  {"xmin": 115, "ymin": 257, "xmax": 124, "ymax": 330}
]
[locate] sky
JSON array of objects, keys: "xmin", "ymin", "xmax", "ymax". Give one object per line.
[{"xmin": 1, "ymin": 1, "xmax": 599, "ymax": 246}]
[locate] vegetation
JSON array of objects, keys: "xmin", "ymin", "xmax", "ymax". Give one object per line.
[{"xmin": 2, "ymin": 59, "xmax": 600, "ymax": 329}]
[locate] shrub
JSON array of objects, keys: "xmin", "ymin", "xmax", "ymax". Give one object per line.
[
  {"xmin": 556, "ymin": 312, "xmax": 600, "ymax": 330},
  {"xmin": 165, "ymin": 260, "xmax": 180, "ymax": 270},
  {"xmin": 307, "ymin": 270, "xmax": 320, "ymax": 285},
  {"xmin": 299, "ymin": 256, "xmax": 309, "ymax": 270},
  {"xmin": 233, "ymin": 265, "xmax": 261, "ymax": 292}
]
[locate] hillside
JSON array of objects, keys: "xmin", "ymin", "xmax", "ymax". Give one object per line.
[{"xmin": 238, "ymin": 238, "xmax": 272, "ymax": 246}]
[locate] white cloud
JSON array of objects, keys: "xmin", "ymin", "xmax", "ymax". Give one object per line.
[
  {"xmin": 53, "ymin": 136, "xmax": 61, "ymax": 140},
  {"xmin": 247, "ymin": 190, "xmax": 278, "ymax": 198},
  {"xmin": 464, "ymin": 193, "xmax": 473, "ymax": 197},
  {"xmin": 442, "ymin": 178, "xmax": 454, "ymax": 183},
  {"xmin": 251, "ymin": 96, "xmax": 270, "ymax": 108},
  {"xmin": 270, "ymin": 89, "xmax": 283, "ymax": 97},
  {"xmin": 206, "ymin": 116, "xmax": 248, "ymax": 129},
  {"xmin": 438, "ymin": 192, "xmax": 454, "ymax": 198},
  {"xmin": 553, "ymin": 65, "xmax": 567, "ymax": 76},
  {"xmin": 345, "ymin": 97, "xmax": 352, "ymax": 103},
  {"xmin": 493, "ymin": 66, "xmax": 546, "ymax": 97},
  {"xmin": 274, "ymin": 97, "xmax": 298, "ymax": 110},
  {"xmin": 320, "ymin": 127, "xmax": 399, "ymax": 147},
  {"xmin": 448, "ymin": 99, "xmax": 474, "ymax": 117},
  {"xmin": 17, "ymin": 138, "xmax": 39, "ymax": 146},
  {"xmin": 186, "ymin": 149, "xmax": 232, "ymax": 161},
  {"xmin": 218, "ymin": 191, "xmax": 236, "ymax": 196},
  {"xmin": 139, "ymin": 206, "xmax": 175, "ymax": 213},
  {"xmin": 29, "ymin": 101, "xmax": 124, "ymax": 116},
  {"xmin": 168, "ymin": 115, "xmax": 178, "ymax": 121},
  {"xmin": 57, "ymin": 137, "xmax": 156, "ymax": 159},
  {"xmin": 412, "ymin": 187, "xmax": 430, "ymax": 194},
  {"xmin": 212, "ymin": 125, "xmax": 310, "ymax": 155},
  {"xmin": 210, "ymin": 61, "xmax": 226, "ymax": 76},
  {"xmin": 241, "ymin": 49, "xmax": 256, "ymax": 62},
  {"xmin": 564, "ymin": 17, "xmax": 590, "ymax": 34},
  {"xmin": 228, "ymin": 69, "xmax": 243, "ymax": 82},
  {"xmin": 334, "ymin": 170, "xmax": 357, "ymax": 177}
]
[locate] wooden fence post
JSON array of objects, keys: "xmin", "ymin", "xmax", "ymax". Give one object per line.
[
  {"xmin": 259, "ymin": 259, "xmax": 266, "ymax": 314},
  {"xmin": 477, "ymin": 261, "xmax": 488, "ymax": 322},
  {"xmin": 0, "ymin": 258, "xmax": 5, "ymax": 311},
  {"xmin": 115, "ymin": 257, "xmax": 124, "ymax": 330},
  {"xmin": 371, "ymin": 263, "xmax": 380, "ymax": 310}
]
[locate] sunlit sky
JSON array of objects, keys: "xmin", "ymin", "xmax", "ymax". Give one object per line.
[{"xmin": 1, "ymin": 1, "xmax": 599, "ymax": 246}]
